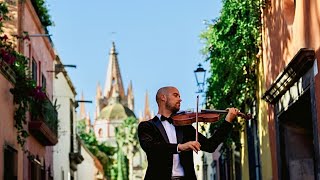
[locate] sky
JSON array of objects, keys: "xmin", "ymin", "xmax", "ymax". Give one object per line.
[{"xmin": 46, "ymin": 0, "xmax": 222, "ymax": 120}]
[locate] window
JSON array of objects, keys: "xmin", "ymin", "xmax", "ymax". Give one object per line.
[
  {"xmin": 48, "ymin": 167, "xmax": 53, "ymax": 180},
  {"xmin": 42, "ymin": 74, "xmax": 46, "ymax": 89},
  {"xmin": 32, "ymin": 59, "xmax": 37, "ymax": 83},
  {"xmin": 98, "ymin": 128, "xmax": 103, "ymax": 138},
  {"xmin": 4, "ymin": 145, "xmax": 17, "ymax": 180},
  {"xmin": 29, "ymin": 156, "xmax": 41, "ymax": 180},
  {"xmin": 41, "ymin": 166, "xmax": 46, "ymax": 180},
  {"xmin": 61, "ymin": 170, "xmax": 64, "ymax": 180}
]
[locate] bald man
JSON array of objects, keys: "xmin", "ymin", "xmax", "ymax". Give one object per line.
[{"xmin": 138, "ymin": 86, "xmax": 239, "ymax": 180}]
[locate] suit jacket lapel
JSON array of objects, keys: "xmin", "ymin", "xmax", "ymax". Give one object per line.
[
  {"xmin": 152, "ymin": 116, "xmax": 170, "ymax": 143},
  {"xmin": 175, "ymin": 126, "xmax": 183, "ymax": 144}
]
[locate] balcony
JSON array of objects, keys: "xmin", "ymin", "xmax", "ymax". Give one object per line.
[
  {"xmin": 28, "ymin": 98, "xmax": 58, "ymax": 146},
  {"xmin": 0, "ymin": 59, "xmax": 16, "ymax": 84},
  {"xmin": 69, "ymin": 152, "xmax": 84, "ymax": 171}
]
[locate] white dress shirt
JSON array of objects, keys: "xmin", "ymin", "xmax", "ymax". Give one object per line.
[{"xmin": 157, "ymin": 114, "xmax": 184, "ymax": 176}]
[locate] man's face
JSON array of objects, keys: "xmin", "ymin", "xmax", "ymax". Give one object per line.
[{"xmin": 165, "ymin": 87, "xmax": 181, "ymax": 114}]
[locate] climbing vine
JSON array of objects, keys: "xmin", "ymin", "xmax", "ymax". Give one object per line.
[{"xmin": 200, "ymin": 0, "xmax": 262, "ymax": 150}]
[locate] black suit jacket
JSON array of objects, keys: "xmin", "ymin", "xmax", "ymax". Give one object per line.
[{"xmin": 138, "ymin": 116, "xmax": 233, "ymax": 180}]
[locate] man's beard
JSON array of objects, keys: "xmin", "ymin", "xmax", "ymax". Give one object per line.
[{"xmin": 166, "ymin": 102, "xmax": 180, "ymax": 114}]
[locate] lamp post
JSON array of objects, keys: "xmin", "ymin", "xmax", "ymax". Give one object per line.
[
  {"xmin": 194, "ymin": 63, "xmax": 208, "ymax": 180},
  {"xmin": 194, "ymin": 63, "xmax": 206, "ymax": 93}
]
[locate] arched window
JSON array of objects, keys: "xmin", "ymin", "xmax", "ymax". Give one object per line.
[{"xmin": 98, "ymin": 128, "xmax": 103, "ymax": 138}]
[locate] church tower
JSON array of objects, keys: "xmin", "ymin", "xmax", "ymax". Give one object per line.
[
  {"xmin": 93, "ymin": 42, "xmax": 136, "ymax": 145},
  {"xmin": 127, "ymin": 80, "xmax": 134, "ymax": 111},
  {"xmin": 78, "ymin": 93, "xmax": 91, "ymax": 133},
  {"xmin": 95, "ymin": 82, "xmax": 102, "ymax": 119},
  {"xmin": 103, "ymin": 42, "xmax": 126, "ymax": 105},
  {"xmin": 139, "ymin": 90, "xmax": 154, "ymax": 121}
]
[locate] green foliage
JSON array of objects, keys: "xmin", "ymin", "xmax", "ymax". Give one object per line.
[
  {"xmin": 78, "ymin": 117, "xmax": 140, "ymax": 180},
  {"xmin": 115, "ymin": 117, "xmax": 139, "ymax": 180},
  {"xmin": 200, "ymin": 0, "xmax": 262, "ymax": 150},
  {"xmin": 77, "ymin": 120, "xmax": 117, "ymax": 179},
  {"xmin": 31, "ymin": 0, "xmax": 53, "ymax": 27},
  {"xmin": 116, "ymin": 149, "xmax": 129, "ymax": 180},
  {"xmin": 116, "ymin": 117, "xmax": 139, "ymax": 148},
  {"xmin": 0, "ymin": 2, "xmax": 9, "ymax": 30}
]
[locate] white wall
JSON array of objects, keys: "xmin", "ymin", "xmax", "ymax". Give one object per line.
[
  {"xmin": 53, "ymin": 69, "xmax": 76, "ymax": 180},
  {"xmin": 77, "ymin": 144, "xmax": 99, "ymax": 180}
]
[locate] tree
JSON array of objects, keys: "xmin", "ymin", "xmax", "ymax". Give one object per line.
[
  {"xmin": 200, "ymin": 0, "xmax": 262, "ymax": 150},
  {"xmin": 115, "ymin": 117, "xmax": 140, "ymax": 180}
]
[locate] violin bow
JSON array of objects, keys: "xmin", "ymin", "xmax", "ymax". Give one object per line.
[
  {"xmin": 196, "ymin": 95, "xmax": 199, "ymax": 142},
  {"xmin": 201, "ymin": 109, "xmax": 252, "ymax": 120}
]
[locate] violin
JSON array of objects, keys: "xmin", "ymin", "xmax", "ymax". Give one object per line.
[
  {"xmin": 171, "ymin": 95, "xmax": 252, "ymax": 142},
  {"xmin": 171, "ymin": 109, "xmax": 252, "ymax": 126}
]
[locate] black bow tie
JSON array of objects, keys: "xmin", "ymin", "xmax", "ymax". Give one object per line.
[{"xmin": 160, "ymin": 116, "xmax": 173, "ymax": 124}]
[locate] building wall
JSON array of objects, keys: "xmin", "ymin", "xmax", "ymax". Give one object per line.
[
  {"xmin": 1, "ymin": 0, "xmax": 56, "ymax": 179},
  {"xmin": 16, "ymin": 0, "xmax": 56, "ymax": 179},
  {"xmin": 0, "ymin": 73, "xmax": 23, "ymax": 179},
  {"xmin": 241, "ymin": 129, "xmax": 249, "ymax": 179},
  {"xmin": 53, "ymin": 64, "xmax": 76, "ymax": 180},
  {"xmin": 94, "ymin": 119, "xmax": 122, "ymax": 146},
  {"xmin": 261, "ymin": 0, "xmax": 320, "ymax": 178},
  {"xmin": 77, "ymin": 143, "xmax": 105, "ymax": 180},
  {"xmin": 21, "ymin": 0, "xmax": 55, "ymax": 97}
]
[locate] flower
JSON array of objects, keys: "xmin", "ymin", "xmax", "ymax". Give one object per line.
[
  {"xmin": 0, "ymin": 34, "xmax": 8, "ymax": 41},
  {"xmin": 0, "ymin": 48, "xmax": 16, "ymax": 65},
  {"xmin": 31, "ymin": 86, "xmax": 47, "ymax": 101}
]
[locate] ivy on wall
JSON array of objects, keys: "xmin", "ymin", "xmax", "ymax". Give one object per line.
[{"xmin": 200, "ymin": 0, "xmax": 262, "ymax": 150}]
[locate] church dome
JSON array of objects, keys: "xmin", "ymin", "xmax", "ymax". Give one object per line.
[{"xmin": 98, "ymin": 103, "xmax": 136, "ymax": 121}]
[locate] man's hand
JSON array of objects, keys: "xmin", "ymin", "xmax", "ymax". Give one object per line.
[
  {"xmin": 225, "ymin": 107, "xmax": 240, "ymax": 123},
  {"xmin": 178, "ymin": 141, "xmax": 201, "ymax": 153}
]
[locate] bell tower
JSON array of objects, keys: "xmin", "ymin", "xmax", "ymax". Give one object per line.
[{"xmin": 103, "ymin": 42, "xmax": 126, "ymax": 105}]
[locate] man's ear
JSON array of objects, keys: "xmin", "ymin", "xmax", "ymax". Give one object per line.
[{"xmin": 161, "ymin": 94, "xmax": 166, "ymax": 101}]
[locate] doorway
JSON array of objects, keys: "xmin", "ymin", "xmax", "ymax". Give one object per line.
[{"xmin": 278, "ymin": 89, "xmax": 315, "ymax": 180}]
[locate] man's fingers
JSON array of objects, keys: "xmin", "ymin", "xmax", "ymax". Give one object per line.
[
  {"xmin": 190, "ymin": 142, "xmax": 201, "ymax": 152},
  {"xmin": 181, "ymin": 141, "xmax": 201, "ymax": 152}
]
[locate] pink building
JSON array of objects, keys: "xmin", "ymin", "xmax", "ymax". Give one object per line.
[{"xmin": 0, "ymin": 0, "xmax": 57, "ymax": 179}]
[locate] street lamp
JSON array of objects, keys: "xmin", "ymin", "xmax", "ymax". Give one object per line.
[
  {"xmin": 194, "ymin": 63, "xmax": 208, "ymax": 180},
  {"xmin": 194, "ymin": 63, "xmax": 206, "ymax": 93}
]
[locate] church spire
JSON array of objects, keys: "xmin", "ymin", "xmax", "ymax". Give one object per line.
[
  {"xmin": 96, "ymin": 82, "xmax": 102, "ymax": 99},
  {"xmin": 141, "ymin": 90, "xmax": 152, "ymax": 121},
  {"xmin": 95, "ymin": 82, "xmax": 102, "ymax": 118},
  {"xmin": 79, "ymin": 92, "xmax": 86, "ymax": 119},
  {"xmin": 104, "ymin": 42, "xmax": 125, "ymax": 104},
  {"xmin": 127, "ymin": 80, "xmax": 134, "ymax": 111},
  {"xmin": 85, "ymin": 112, "xmax": 91, "ymax": 133}
]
